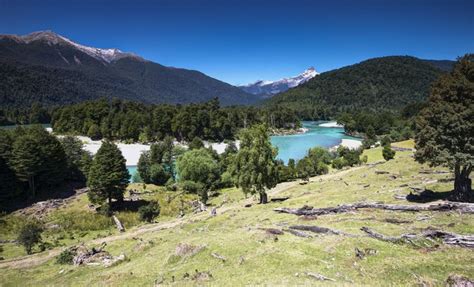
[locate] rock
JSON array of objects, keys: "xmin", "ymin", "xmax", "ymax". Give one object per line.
[{"xmin": 446, "ymin": 274, "xmax": 474, "ymax": 287}]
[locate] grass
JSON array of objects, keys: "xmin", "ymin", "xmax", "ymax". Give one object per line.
[{"xmin": 1, "ymin": 141, "xmax": 473, "ymax": 286}]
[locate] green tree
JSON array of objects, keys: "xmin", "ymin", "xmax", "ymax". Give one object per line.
[
  {"xmin": 149, "ymin": 164, "xmax": 171, "ymax": 185},
  {"xmin": 415, "ymin": 55, "xmax": 474, "ymax": 201},
  {"xmin": 176, "ymin": 148, "xmax": 220, "ymax": 203},
  {"xmin": 10, "ymin": 127, "xmax": 67, "ymax": 198},
  {"xmin": 60, "ymin": 136, "xmax": 92, "ymax": 181},
  {"xmin": 87, "ymin": 124, "xmax": 101, "ymax": 140},
  {"xmin": 231, "ymin": 124, "xmax": 278, "ymax": 204},
  {"xmin": 87, "ymin": 141, "xmax": 129, "ymax": 207},
  {"xmin": 137, "ymin": 151, "xmax": 151, "ymax": 183},
  {"xmin": 17, "ymin": 222, "xmax": 43, "ymax": 254},
  {"xmin": 0, "ymin": 156, "xmax": 18, "ymax": 206},
  {"xmin": 189, "ymin": 137, "xmax": 204, "ymax": 150},
  {"xmin": 382, "ymin": 145, "xmax": 396, "ymax": 161}
]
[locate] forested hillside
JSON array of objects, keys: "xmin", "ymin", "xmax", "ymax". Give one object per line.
[
  {"xmin": 0, "ymin": 31, "xmax": 256, "ymax": 107},
  {"xmin": 267, "ymin": 56, "xmax": 447, "ymax": 118}
]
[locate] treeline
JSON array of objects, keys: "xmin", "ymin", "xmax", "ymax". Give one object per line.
[
  {"xmin": 51, "ymin": 98, "xmax": 300, "ymax": 142},
  {"xmin": 0, "ymin": 103, "xmax": 51, "ymax": 125},
  {"xmin": 0, "ymin": 126, "xmax": 92, "ymax": 211}
]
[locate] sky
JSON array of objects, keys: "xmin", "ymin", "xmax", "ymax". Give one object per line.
[{"xmin": 0, "ymin": 0, "xmax": 473, "ymax": 85}]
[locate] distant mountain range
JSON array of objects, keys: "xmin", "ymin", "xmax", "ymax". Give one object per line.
[
  {"xmin": 0, "ymin": 31, "xmax": 256, "ymax": 107},
  {"xmin": 267, "ymin": 56, "xmax": 455, "ymax": 118},
  {"xmin": 239, "ymin": 67, "xmax": 318, "ymax": 97}
]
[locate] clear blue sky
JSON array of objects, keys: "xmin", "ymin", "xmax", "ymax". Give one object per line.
[{"xmin": 1, "ymin": 0, "xmax": 473, "ymax": 85}]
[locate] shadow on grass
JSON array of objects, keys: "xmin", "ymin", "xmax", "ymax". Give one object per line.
[
  {"xmin": 406, "ymin": 189, "xmax": 451, "ymax": 203},
  {"xmin": 112, "ymin": 199, "xmax": 150, "ymax": 212}
]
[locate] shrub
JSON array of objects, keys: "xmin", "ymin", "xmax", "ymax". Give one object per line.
[
  {"xmin": 138, "ymin": 201, "xmax": 161, "ymax": 222},
  {"xmin": 17, "ymin": 222, "xmax": 43, "ymax": 254},
  {"xmin": 332, "ymin": 157, "xmax": 347, "ymax": 169},
  {"xmin": 56, "ymin": 248, "xmax": 76, "ymax": 264},
  {"xmin": 383, "ymin": 145, "xmax": 396, "ymax": 161}
]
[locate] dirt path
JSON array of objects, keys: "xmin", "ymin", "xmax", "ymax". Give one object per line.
[{"xmin": 0, "ymin": 167, "xmax": 361, "ymax": 270}]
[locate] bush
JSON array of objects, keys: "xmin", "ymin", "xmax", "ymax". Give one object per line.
[
  {"xmin": 56, "ymin": 248, "xmax": 76, "ymax": 264},
  {"xmin": 383, "ymin": 145, "xmax": 396, "ymax": 161},
  {"xmin": 332, "ymin": 157, "xmax": 347, "ymax": 169},
  {"xmin": 138, "ymin": 201, "xmax": 161, "ymax": 222},
  {"xmin": 17, "ymin": 222, "xmax": 43, "ymax": 254}
]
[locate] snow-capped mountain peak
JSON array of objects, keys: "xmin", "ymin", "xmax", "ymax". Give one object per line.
[
  {"xmin": 9, "ymin": 30, "xmax": 140, "ymax": 63},
  {"xmin": 240, "ymin": 67, "xmax": 319, "ymax": 97}
]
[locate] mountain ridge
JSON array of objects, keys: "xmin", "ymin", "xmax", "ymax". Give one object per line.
[
  {"xmin": 239, "ymin": 67, "xmax": 318, "ymax": 97},
  {"xmin": 0, "ymin": 31, "xmax": 257, "ymax": 107}
]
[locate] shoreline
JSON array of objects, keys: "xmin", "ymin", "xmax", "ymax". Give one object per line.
[{"xmin": 318, "ymin": 121, "xmax": 343, "ymax": 128}]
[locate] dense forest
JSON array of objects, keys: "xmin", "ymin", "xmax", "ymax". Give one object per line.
[
  {"xmin": 267, "ymin": 56, "xmax": 447, "ymax": 119},
  {"xmin": 0, "ymin": 31, "xmax": 257, "ymax": 107},
  {"xmin": 51, "ymin": 98, "xmax": 300, "ymax": 142}
]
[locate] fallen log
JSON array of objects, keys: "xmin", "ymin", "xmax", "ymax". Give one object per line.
[
  {"xmin": 290, "ymin": 225, "xmax": 348, "ymax": 236},
  {"xmin": 270, "ymin": 197, "xmax": 290, "ymax": 202},
  {"xmin": 284, "ymin": 229, "xmax": 312, "ymax": 238},
  {"xmin": 274, "ymin": 201, "xmax": 474, "ymax": 216},
  {"xmin": 112, "ymin": 215, "xmax": 125, "ymax": 232},
  {"xmin": 361, "ymin": 227, "xmax": 474, "ymax": 248},
  {"xmin": 211, "ymin": 252, "xmax": 226, "ymax": 262},
  {"xmin": 304, "ymin": 272, "xmax": 335, "ymax": 281}
]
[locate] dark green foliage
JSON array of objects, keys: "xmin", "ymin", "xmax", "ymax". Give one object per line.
[
  {"xmin": 176, "ymin": 149, "xmax": 220, "ymax": 203},
  {"xmin": 51, "ymin": 99, "xmax": 299, "ymax": 142},
  {"xmin": 0, "ymin": 156, "xmax": 19, "ymax": 207},
  {"xmin": 189, "ymin": 137, "xmax": 204, "ymax": 150},
  {"xmin": 137, "ymin": 151, "xmax": 151, "ymax": 183},
  {"xmin": 10, "ymin": 126, "xmax": 67, "ymax": 198},
  {"xmin": 138, "ymin": 201, "xmax": 161, "ymax": 222},
  {"xmin": 87, "ymin": 141, "xmax": 129, "ymax": 206},
  {"xmin": 17, "ymin": 222, "xmax": 43, "ymax": 254},
  {"xmin": 56, "ymin": 248, "xmax": 76, "ymax": 265},
  {"xmin": 295, "ymin": 147, "xmax": 331, "ymax": 180},
  {"xmin": 332, "ymin": 146, "xmax": 363, "ymax": 169},
  {"xmin": 268, "ymin": 56, "xmax": 446, "ymax": 118},
  {"xmin": 382, "ymin": 145, "xmax": 396, "ymax": 161},
  {"xmin": 60, "ymin": 136, "xmax": 92, "ymax": 181},
  {"xmin": 415, "ymin": 54, "xmax": 474, "ymax": 201},
  {"xmin": 149, "ymin": 164, "xmax": 171, "ymax": 186},
  {"xmin": 230, "ymin": 124, "xmax": 278, "ymax": 203}
]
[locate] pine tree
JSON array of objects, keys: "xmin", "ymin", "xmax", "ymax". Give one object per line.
[
  {"xmin": 87, "ymin": 141, "xmax": 129, "ymax": 207},
  {"xmin": 231, "ymin": 124, "xmax": 278, "ymax": 204},
  {"xmin": 415, "ymin": 55, "xmax": 474, "ymax": 201}
]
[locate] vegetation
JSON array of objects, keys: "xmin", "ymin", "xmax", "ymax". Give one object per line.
[
  {"xmin": 51, "ymin": 98, "xmax": 300, "ymax": 142},
  {"xmin": 415, "ymin": 54, "xmax": 474, "ymax": 201},
  {"xmin": 138, "ymin": 201, "xmax": 161, "ymax": 222},
  {"xmin": 17, "ymin": 222, "xmax": 43, "ymax": 254},
  {"xmin": 382, "ymin": 145, "xmax": 396, "ymax": 161},
  {"xmin": 231, "ymin": 124, "xmax": 278, "ymax": 203},
  {"xmin": 87, "ymin": 141, "xmax": 129, "ymax": 208},
  {"xmin": 267, "ymin": 56, "xmax": 447, "ymax": 118},
  {"xmin": 176, "ymin": 148, "xmax": 220, "ymax": 203}
]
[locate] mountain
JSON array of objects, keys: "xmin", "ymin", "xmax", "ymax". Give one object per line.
[
  {"xmin": 266, "ymin": 56, "xmax": 448, "ymax": 118},
  {"xmin": 0, "ymin": 31, "xmax": 256, "ymax": 107},
  {"xmin": 239, "ymin": 67, "xmax": 318, "ymax": 97},
  {"xmin": 423, "ymin": 59, "xmax": 455, "ymax": 72}
]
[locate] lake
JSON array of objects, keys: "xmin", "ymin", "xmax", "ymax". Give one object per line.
[{"xmin": 270, "ymin": 121, "xmax": 360, "ymax": 163}]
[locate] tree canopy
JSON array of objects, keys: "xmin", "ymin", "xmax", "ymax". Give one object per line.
[
  {"xmin": 231, "ymin": 124, "xmax": 279, "ymax": 203},
  {"xmin": 415, "ymin": 54, "xmax": 474, "ymax": 201}
]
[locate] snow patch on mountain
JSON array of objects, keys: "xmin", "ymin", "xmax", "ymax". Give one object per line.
[
  {"xmin": 9, "ymin": 30, "xmax": 140, "ymax": 63},
  {"xmin": 240, "ymin": 67, "xmax": 318, "ymax": 97}
]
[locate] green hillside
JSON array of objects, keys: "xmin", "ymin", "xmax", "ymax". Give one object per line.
[
  {"xmin": 1, "ymin": 141, "xmax": 473, "ymax": 286},
  {"xmin": 267, "ymin": 56, "xmax": 446, "ymax": 118}
]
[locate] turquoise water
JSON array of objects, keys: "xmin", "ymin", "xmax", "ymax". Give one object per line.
[
  {"xmin": 270, "ymin": 121, "xmax": 360, "ymax": 163},
  {"xmin": 127, "ymin": 166, "xmax": 138, "ymax": 183},
  {"xmin": 127, "ymin": 121, "xmax": 359, "ymax": 181},
  {"xmin": 0, "ymin": 123, "xmax": 52, "ymax": 130}
]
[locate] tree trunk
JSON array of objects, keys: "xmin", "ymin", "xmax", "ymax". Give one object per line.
[
  {"xmin": 453, "ymin": 165, "xmax": 472, "ymax": 201},
  {"xmin": 259, "ymin": 192, "xmax": 268, "ymax": 204},
  {"xmin": 28, "ymin": 175, "xmax": 36, "ymax": 199}
]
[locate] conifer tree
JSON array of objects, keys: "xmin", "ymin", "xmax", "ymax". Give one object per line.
[{"xmin": 87, "ymin": 141, "xmax": 129, "ymax": 206}]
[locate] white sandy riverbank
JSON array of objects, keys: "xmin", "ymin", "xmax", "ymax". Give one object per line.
[{"xmin": 319, "ymin": 121, "xmax": 343, "ymax": 128}]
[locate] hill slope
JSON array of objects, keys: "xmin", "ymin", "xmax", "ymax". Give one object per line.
[
  {"xmin": 1, "ymin": 142, "xmax": 473, "ymax": 286},
  {"xmin": 266, "ymin": 56, "xmax": 447, "ymax": 117},
  {"xmin": 0, "ymin": 31, "xmax": 256, "ymax": 107}
]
